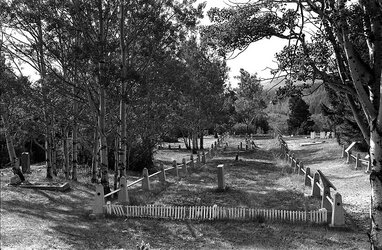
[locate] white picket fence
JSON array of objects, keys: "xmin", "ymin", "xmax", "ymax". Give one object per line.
[{"xmin": 105, "ymin": 203, "xmax": 327, "ymax": 224}]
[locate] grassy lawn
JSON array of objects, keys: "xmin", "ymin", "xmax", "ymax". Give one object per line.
[{"xmin": 0, "ymin": 136, "xmax": 370, "ymax": 249}]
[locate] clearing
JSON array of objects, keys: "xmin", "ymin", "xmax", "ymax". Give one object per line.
[{"xmin": 0, "ymin": 136, "xmax": 370, "ymax": 249}]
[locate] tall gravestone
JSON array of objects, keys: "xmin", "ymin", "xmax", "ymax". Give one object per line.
[{"xmin": 21, "ymin": 152, "xmax": 30, "ymax": 173}]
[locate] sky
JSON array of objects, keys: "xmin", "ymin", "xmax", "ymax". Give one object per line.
[
  {"xmin": 15, "ymin": 0, "xmax": 288, "ymax": 86},
  {"xmin": 199, "ymin": 0, "xmax": 288, "ymax": 86}
]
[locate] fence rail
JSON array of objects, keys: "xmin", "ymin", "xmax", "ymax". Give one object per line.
[
  {"xmin": 276, "ymin": 133, "xmax": 345, "ymax": 227},
  {"xmin": 93, "ymin": 135, "xmax": 226, "ymax": 215},
  {"xmin": 341, "ymin": 144, "xmax": 371, "ymax": 172},
  {"xmin": 105, "ymin": 203, "xmax": 328, "ymax": 224}
]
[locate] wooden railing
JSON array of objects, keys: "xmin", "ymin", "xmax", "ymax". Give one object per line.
[
  {"xmin": 277, "ymin": 133, "xmax": 345, "ymax": 227},
  {"xmin": 105, "ymin": 203, "xmax": 328, "ymax": 224},
  {"xmin": 92, "ymin": 135, "xmax": 226, "ymax": 215},
  {"xmin": 340, "ymin": 143, "xmax": 371, "ymax": 172}
]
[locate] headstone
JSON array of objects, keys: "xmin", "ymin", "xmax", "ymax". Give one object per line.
[
  {"xmin": 310, "ymin": 132, "xmax": 316, "ymax": 139},
  {"xmin": 320, "ymin": 132, "xmax": 325, "ymax": 139},
  {"xmin": 21, "ymin": 152, "xmax": 30, "ymax": 173},
  {"xmin": 217, "ymin": 164, "xmax": 225, "ymax": 190}
]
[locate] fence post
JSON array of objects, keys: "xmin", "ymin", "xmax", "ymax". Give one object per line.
[
  {"xmin": 142, "ymin": 168, "xmax": 151, "ymax": 191},
  {"xmin": 240, "ymin": 142, "xmax": 243, "ymax": 150},
  {"xmin": 172, "ymin": 160, "xmax": 179, "ymax": 177},
  {"xmin": 341, "ymin": 145, "xmax": 346, "ymax": 158},
  {"xmin": 346, "ymin": 151, "xmax": 351, "ymax": 164},
  {"xmin": 290, "ymin": 154, "xmax": 295, "ymax": 169},
  {"xmin": 217, "ymin": 164, "xmax": 225, "ymax": 191},
  {"xmin": 311, "ymin": 172, "xmax": 321, "ymax": 198},
  {"xmin": 182, "ymin": 158, "xmax": 188, "ymax": 176},
  {"xmin": 304, "ymin": 167, "xmax": 311, "ymax": 186},
  {"xmin": 298, "ymin": 162, "xmax": 303, "ymax": 175},
  {"xmin": 93, "ymin": 184, "xmax": 105, "ymax": 215},
  {"xmin": 321, "ymin": 184, "xmax": 331, "ymax": 212},
  {"xmin": 330, "ymin": 192, "xmax": 345, "ymax": 227},
  {"xmin": 159, "ymin": 163, "xmax": 166, "ymax": 183},
  {"xmin": 355, "ymin": 153, "xmax": 361, "ymax": 170},
  {"xmin": 118, "ymin": 176, "xmax": 129, "ymax": 204}
]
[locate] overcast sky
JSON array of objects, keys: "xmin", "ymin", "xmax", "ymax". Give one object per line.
[{"xmin": 198, "ymin": 0, "xmax": 288, "ymax": 86}]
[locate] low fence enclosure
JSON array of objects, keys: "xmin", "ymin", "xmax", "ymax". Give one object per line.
[
  {"xmin": 105, "ymin": 203, "xmax": 328, "ymax": 224},
  {"xmin": 276, "ymin": 133, "xmax": 345, "ymax": 227},
  {"xmin": 93, "ymin": 136, "xmax": 226, "ymax": 215}
]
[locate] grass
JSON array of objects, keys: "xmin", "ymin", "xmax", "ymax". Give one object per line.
[{"xmin": 0, "ymin": 136, "xmax": 371, "ymax": 249}]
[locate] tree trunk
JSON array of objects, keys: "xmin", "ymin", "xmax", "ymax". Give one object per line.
[
  {"xmin": 72, "ymin": 122, "xmax": 78, "ymax": 181},
  {"xmin": 114, "ymin": 137, "xmax": 119, "ymax": 190},
  {"xmin": 369, "ymin": 129, "xmax": 382, "ymax": 249},
  {"xmin": 45, "ymin": 134, "xmax": 52, "ymax": 179},
  {"xmin": 91, "ymin": 128, "xmax": 98, "ymax": 183},
  {"xmin": 63, "ymin": 130, "xmax": 69, "ymax": 179},
  {"xmin": 98, "ymin": 85, "xmax": 109, "ymax": 188},
  {"xmin": 1, "ymin": 105, "xmax": 17, "ymax": 165},
  {"xmin": 192, "ymin": 130, "xmax": 198, "ymax": 154},
  {"xmin": 200, "ymin": 129, "xmax": 204, "ymax": 149},
  {"xmin": 98, "ymin": 0, "xmax": 109, "ymax": 191},
  {"xmin": 119, "ymin": 0, "xmax": 127, "ymax": 178}
]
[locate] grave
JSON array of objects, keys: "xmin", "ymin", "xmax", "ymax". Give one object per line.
[{"xmin": 18, "ymin": 182, "xmax": 70, "ymax": 192}]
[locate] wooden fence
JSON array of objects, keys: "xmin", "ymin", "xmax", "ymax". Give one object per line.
[
  {"xmin": 276, "ymin": 133, "xmax": 345, "ymax": 227},
  {"xmin": 93, "ymin": 136, "xmax": 226, "ymax": 215},
  {"xmin": 340, "ymin": 143, "xmax": 371, "ymax": 172},
  {"xmin": 105, "ymin": 203, "xmax": 328, "ymax": 224}
]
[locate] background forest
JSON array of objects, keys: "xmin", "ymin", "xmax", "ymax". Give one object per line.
[{"xmin": 0, "ymin": 0, "xmax": 365, "ymax": 184}]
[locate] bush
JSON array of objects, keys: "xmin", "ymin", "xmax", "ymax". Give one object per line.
[{"xmin": 231, "ymin": 123, "xmax": 256, "ymax": 135}]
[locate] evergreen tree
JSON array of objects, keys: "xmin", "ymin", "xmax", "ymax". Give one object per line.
[{"xmin": 287, "ymin": 96, "xmax": 314, "ymax": 135}]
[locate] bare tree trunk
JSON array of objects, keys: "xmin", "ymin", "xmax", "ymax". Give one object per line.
[
  {"xmin": 72, "ymin": 122, "xmax": 78, "ymax": 181},
  {"xmin": 45, "ymin": 132, "xmax": 52, "ymax": 179},
  {"xmin": 63, "ymin": 130, "xmax": 70, "ymax": 179},
  {"xmin": 192, "ymin": 130, "xmax": 198, "ymax": 154},
  {"xmin": 1, "ymin": 105, "xmax": 17, "ymax": 165},
  {"xmin": 98, "ymin": 0, "xmax": 109, "ymax": 190},
  {"xmin": 119, "ymin": 0, "xmax": 127, "ymax": 178},
  {"xmin": 98, "ymin": 86, "xmax": 109, "ymax": 188},
  {"xmin": 369, "ymin": 129, "xmax": 382, "ymax": 249},
  {"xmin": 91, "ymin": 128, "xmax": 98, "ymax": 183},
  {"xmin": 200, "ymin": 129, "xmax": 204, "ymax": 149},
  {"xmin": 114, "ymin": 137, "xmax": 119, "ymax": 190}
]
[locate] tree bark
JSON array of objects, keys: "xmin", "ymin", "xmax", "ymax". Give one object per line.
[
  {"xmin": 119, "ymin": 1, "xmax": 127, "ymax": 178},
  {"xmin": 91, "ymin": 128, "xmax": 98, "ymax": 183},
  {"xmin": 63, "ymin": 130, "xmax": 69, "ymax": 179},
  {"xmin": 98, "ymin": 0, "xmax": 109, "ymax": 190},
  {"xmin": 1, "ymin": 104, "xmax": 17, "ymax": 165},
  {"xmin": 369, "ymin": 128, "xmax": 382, "ymax": 249}
]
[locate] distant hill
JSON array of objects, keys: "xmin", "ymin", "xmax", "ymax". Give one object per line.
[{"xmin": 260, "ymin": 76, "xmax": 323, "ymax": 91}]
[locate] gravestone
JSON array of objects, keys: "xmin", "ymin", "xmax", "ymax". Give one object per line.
[{"xmin": 21, "ymin": 152, "xmax": 30, "ymax": 173}]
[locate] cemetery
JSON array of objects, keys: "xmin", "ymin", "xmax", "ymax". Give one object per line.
[
  {"xmin": 1, "ymin": 0, "xmax": 382, "ymax": 249},
  {"xmin": 0, "ymin": 134, "xmax": 371, "ymax": 249}
]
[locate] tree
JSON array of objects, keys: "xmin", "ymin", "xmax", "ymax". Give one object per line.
[
  {"xmin": 234, "ymin": 69, "xmax": 267, "ymax": 134},
  {"xmin": 202, "ymin": 1, "xmax": 382, "ymax": 248},
  {"xmin": 287, "ymin": 95, "xmax": 314, "ymax": 135}
]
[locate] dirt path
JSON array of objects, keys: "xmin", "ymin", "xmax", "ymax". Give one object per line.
[{"xmin": 284, "ymin": 136, "xmax": 370, "ymax": 233}]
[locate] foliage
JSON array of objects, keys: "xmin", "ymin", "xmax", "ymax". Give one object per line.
[
  {"xmin": 233, "ymin": 69, "xmax": 268, "ymax": 134},
  {"xmin": 287, "ymin": 96, "xmax": 314, "ymax": 135}
]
